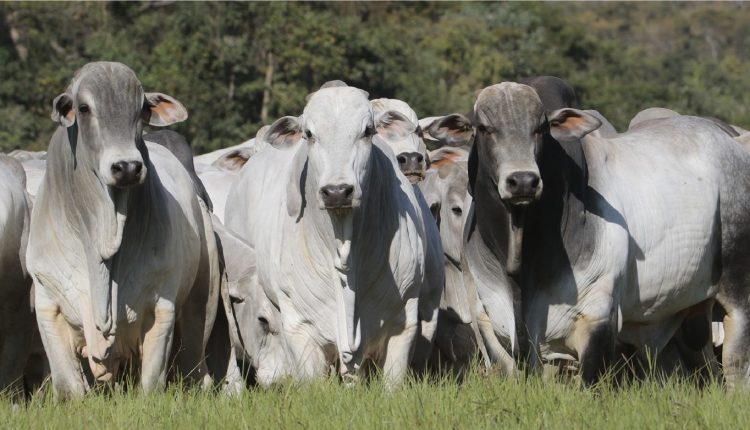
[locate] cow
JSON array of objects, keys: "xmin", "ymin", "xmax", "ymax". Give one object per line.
[
  {"xmin": 193, "ymin": 125, "xmax": 269, "ymax": 172},
  {"xmin": 211, "ymin": 216, "xmax": 290, "ymax": 387},
  {"xmin": 144, "ymin": 130, "xmax": 213, "ymax": 211},
  {"xmin": 0, "ymin": 155, "xmax": 34, "ymax": 393},
  {"xmin": 417, "ymin": 147, "xmax": 480, "ymax": 374},
  {"xmin": 435, "ymin": 82, "xmax": 750, "ymax": 387},
  {"xmin": 368, "ymin": 98, "xmax": 445, "ymax": 372},
  {"xmin": 27, "ymin": 62, "xmax": 224, "ymax": 397},
  {"xmin": 7, "ymin": 150, "xmax": 46, "ymax": 162},
  {"xmin": 196, "ymin": 130, "xmax": 270, "ymax": 223},
  {"xmin": 225, "ymin": 86, "xmax": 439, "ymax": 388}
]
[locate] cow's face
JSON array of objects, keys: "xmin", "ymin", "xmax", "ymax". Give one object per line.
[
  {"xmin": 472, "ymin": 83, "xmax": 546, "ymax": 206},
  {"xmin": 473, "ymin": 83, "xmax": 603, "ymax": 206},
  {"xmin": 51, "ymin": 62, "xmax": 187, "ymax": 188},
  {"xmin": 266, "ymin": 87, "xmax": 374, "ymax": 217},
  {"xmin": 305, "ymin": 88, "xmax": 374, "ymax": 211}
]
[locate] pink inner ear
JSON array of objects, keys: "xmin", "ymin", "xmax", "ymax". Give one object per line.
[
  {"xmin": 65, "ymin": 109, "xmax": 75, "ymax": 122},
  {"xmin": 151, "ymin": 100, "xmax": 177, "ymax": 123}
]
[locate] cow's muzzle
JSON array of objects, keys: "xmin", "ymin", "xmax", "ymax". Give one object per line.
[
  {"xmin": 505, "ymin": 171, "xmax": 541, "ymax": 206},
  {"xmin": 397, "ymin": 152, "xmax": 425, "ymax": 183},
  {"xmin": 111, "ymin": 160, "xmax": 144, "ymax": 188},
  {"xmin": 320, "ymin": 183, "xmax": 355, "ymax": 209}
]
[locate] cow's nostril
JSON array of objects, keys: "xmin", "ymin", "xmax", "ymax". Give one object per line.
[
  {"xmin": 111, "ymin": 162, "xmax": 125, "ymax": 174},
  {"xmin": 416, "ymin": 154, "xmax": 424, "ymax": 163},
  {"xmin": 133, "ymin": 161, "xmax": 143, "ymax": 175},
  {"xmin": 507, "ymin": 177, "xmax": 518, "ymax": 189},
  {"xmin": 397, "ymin": 155, "xmax": 407, "ymax": 164},
  {"xmin": 530, "ymin": 175, "xmax": 540, "ymax": 188},
  {"xmin": 342, "ymin": 185, "xmax": 354, "ymax": 198}
]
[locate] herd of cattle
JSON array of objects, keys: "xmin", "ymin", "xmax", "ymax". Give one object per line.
[{"xmin": 2, "ymin": 62, "xmax": 750, "ymax": 398}]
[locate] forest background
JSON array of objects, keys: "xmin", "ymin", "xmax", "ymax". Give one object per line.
[{"xmin": 1, "ymin": 2, "xmax": 748, "ymax": 154}]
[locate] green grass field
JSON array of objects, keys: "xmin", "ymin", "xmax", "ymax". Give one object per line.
[{"xmin": 0, "ymin": 367, "xmax": 747, "ymax": 429}]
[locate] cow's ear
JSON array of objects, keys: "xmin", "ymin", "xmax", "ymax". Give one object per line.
[
  {"xmin": 286, "ymin": 143, "xmax": 309, "ymax": 220},
  {"xmin": 736, "ymin": 132, "xmax": 750, "ymax": 148},
  {"xmin": 548, "ymin": 108, "xmax": 601, "ymax": 141},
  {"xmin": 51, "ymin": 93, "xmax": 75, "ymax": 127},
  {"xmin": 212, "ymin": 148, "xmax": 255, "ymax": 172},
  {"xmin": 374, "ymin": 110, "xmax": 414, "ymax": 135},
  {"xmin": 425, "ymin": 114, "xmax": 475, "ymax": 147},
  {"xmin": 266, "ymin": 116, "xmax": 303, "ymax": 150},
  {"xmin": 142, "ymin": 93, "xmax": 188, "ymax": 126}
]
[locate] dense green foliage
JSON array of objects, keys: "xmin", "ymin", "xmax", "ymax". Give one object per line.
[
  {"xmin": 1, "ymin": 368, "xmax": 747, "ymax": 429},
  {"xmin": 1, "ymin": 2, "xmax": 749, "ymax": 153}
]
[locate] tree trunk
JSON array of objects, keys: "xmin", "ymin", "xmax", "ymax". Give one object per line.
[
  {"xmin": 5, "ymin": 10, "xmax": 28, "ymax": 62},
  {"xmin": 260, "ymin": 51, "xmax": 274, "ymax": 124}
]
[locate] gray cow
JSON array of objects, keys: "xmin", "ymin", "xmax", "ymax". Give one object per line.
[
  {"xmin": 418, "ymin": 147, "xmax": 479, "ymax": 373},
  {"xmin": 226, "ymin": 86, "xmax": 439, "ymax": 388},
  {"xmin": 438, "ymin": 82, "xmax": 750, "ymax": 386},
  {"xmin": 27, "ymin": 62, "xmax": 224, "ymax": 397},
  {"xmin": 0, "ymin": 155, "xmax": 34, "ymax": 393}
]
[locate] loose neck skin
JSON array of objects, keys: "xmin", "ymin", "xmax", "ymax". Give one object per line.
[
  {"xmin": 298, "ymin": 151, "xmax": 380, "ymax": 367},
  {"xmin": 471, "ymin": 134, "xmax": 590, "ymax": 284},
  {"xmin": 44, "ymin": 126, "xmax": 150, "ymax": 337},
  {"xmin": 471, "ymin": 150, "xmax": 522, "ymax": 277}
]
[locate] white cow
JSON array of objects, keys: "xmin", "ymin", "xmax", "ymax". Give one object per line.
[
  {"xmin": 0, "ymin": 155, "xmax": 34, "ymax": 392},
  {"xmin": 27, "ymin": 62, "xmax": 224, "ymax": 397},
  {"xmin": 226, "ymin": 86, "xmax": 437, "ymax": 387}
]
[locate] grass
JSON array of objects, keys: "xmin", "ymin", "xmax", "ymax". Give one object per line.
[{"xmin": 0, "ymin": 367, "xmax": 748, "ymax": 429}]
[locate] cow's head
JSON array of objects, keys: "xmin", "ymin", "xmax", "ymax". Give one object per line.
[
  {"xmin": 371, "ymin": 99, "xmax": 429, "ymax": 184},
  {"xmin": 428, "ymin": 148, "xmax": 470, "ymax": 260},
  {"xmin": 51, "ymin": 62, "xmax": 188, "ymax": 188},
  {"xmin": 433, "ymin": 82, "xmax": 601, "ymax": 207},
  {"xmin": 266, "ymin": 86, "xmax": 374, "ymax": 217}
]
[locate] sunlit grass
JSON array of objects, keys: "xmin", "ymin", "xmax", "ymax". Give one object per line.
[{"xmin": 0, "ymin": 365, "xmax": 747, "ymax": 429}]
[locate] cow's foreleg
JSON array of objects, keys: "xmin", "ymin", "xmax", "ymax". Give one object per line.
[
  {"xmin": 140, "ymin": 304, "xmax": 175, "ymax": 392},
  {"xmin": 382, "ymin": 323, "xmax": 419, "ymax": 390},
  {"xmin": 0, "ymin": 292, "xmax": 34, "ymax": 394},
  {"xmin": 572, "ymin": 316, "xmax": 615, "ymax": 386},
  {"xmin": 35, "ymin": 300, "xmax": 87, "ymax": 398},
  {"xmin": 284, "ymin": 324, "xmax": 328, "ymax": 382}
]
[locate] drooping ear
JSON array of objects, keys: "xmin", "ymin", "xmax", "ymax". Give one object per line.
[
  {"xmin": 266, "ymin": 116, "xmax": 304, "ymax": 150},
  {"xmin": 425, "ymin": 114, "xmax": 475, "ymax": 147},
  {"xmin": 51, "ymin": 93, "xmax": 75, "ymax": 127},
  {"xmin": 212, "ymin": 148, "xmax": 256, "ymax": 172},
  {"xmin": 142, "ymin": 92, "xmax": 188, "ymax": 126},
  {"xmin": 286, "ymin": 142, "xmax": 309, "ymax": 220},
  {"xmin": 547, "ymin": 108, "xmax": 602, "ymax": 141}
]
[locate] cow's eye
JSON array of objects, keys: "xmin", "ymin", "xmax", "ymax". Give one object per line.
[
  {"xmin": 364, "ymin": 126, "xmax": 375, "ymax": 137},
  {"xmin": 78, "ymin": 104, "xmax": 90, "ymax": 114},
  {"xmin": 451, "ymin": 206, "xmax": 463, "ymax": 216},
  {"xmin": 304, "ymin": 130, "xmax": 312, "ymax": 139},
  {"xmin": 478, "ymin": 124, "xmax": 493, "ymax": 134}
]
